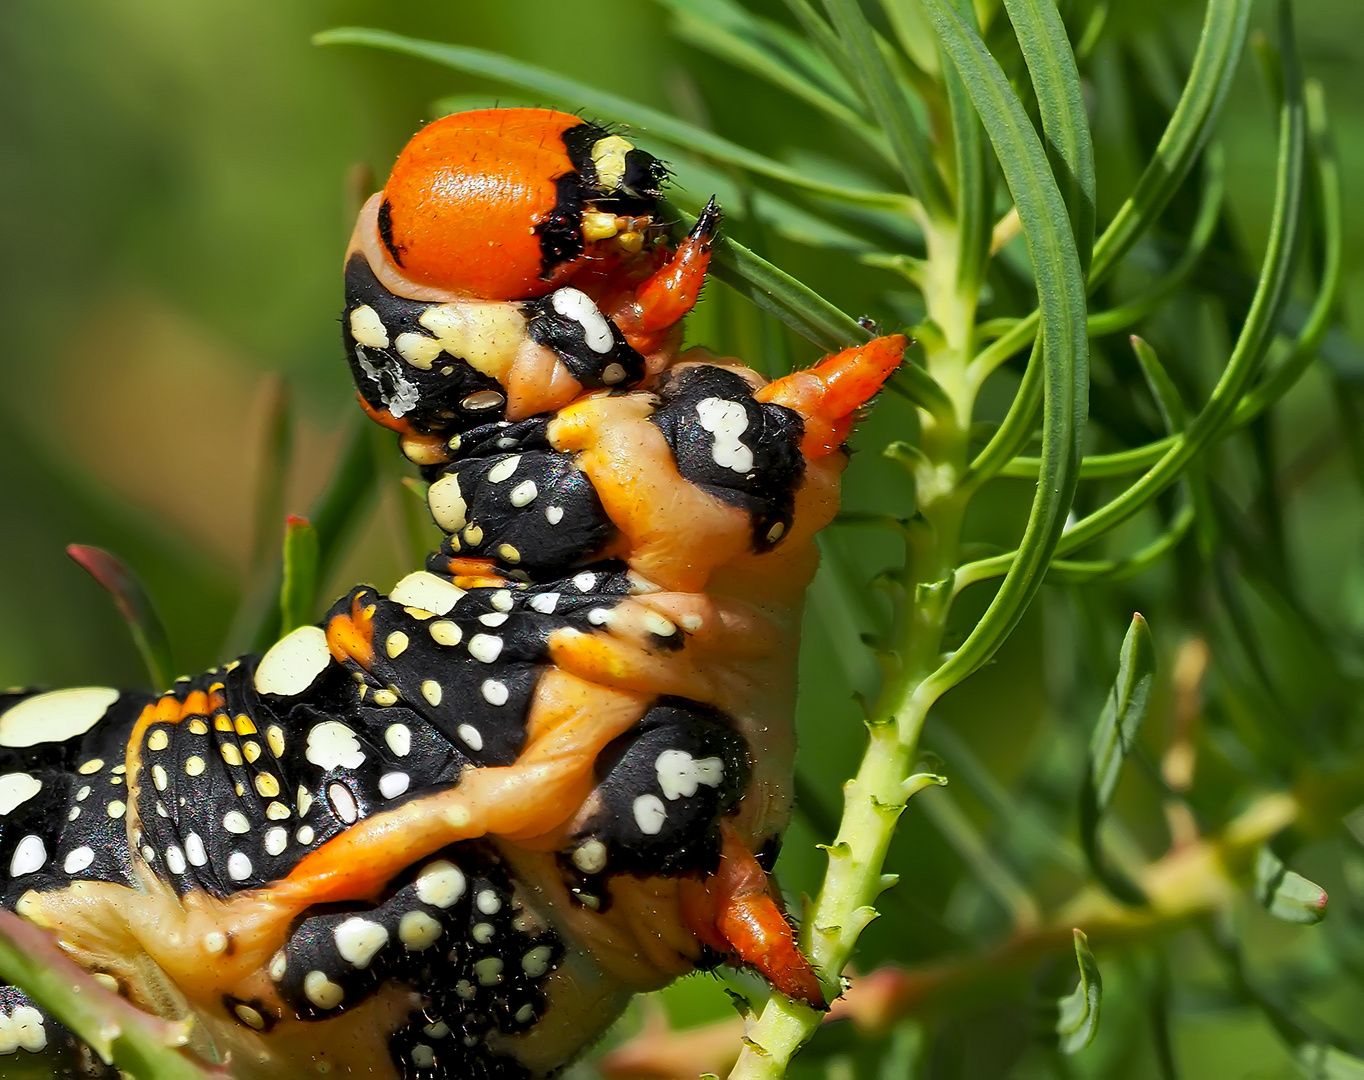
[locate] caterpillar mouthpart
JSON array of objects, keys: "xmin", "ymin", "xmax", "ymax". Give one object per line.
[{"xmin": 756, "ymin": 334, "xmax": 908, "ymax": 458}]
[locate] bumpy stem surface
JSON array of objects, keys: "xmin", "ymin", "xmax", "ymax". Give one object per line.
[{"xmin": 730, "ymin": 217, "xmax": 981, "ymax": 1078}]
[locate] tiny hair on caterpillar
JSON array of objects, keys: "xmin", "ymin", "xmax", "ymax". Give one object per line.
[{"xmin": 0, "ymin": 108, "xmax": 905, "ymax": 1078}]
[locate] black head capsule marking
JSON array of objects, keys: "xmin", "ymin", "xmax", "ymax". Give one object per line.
[
  {"xmin": 377, "ymin": 199, "xmax": 404, "ymax": 267},
  {"xmin": 534, "ymin": 173, "xmax": 587, "ymax": 280}
]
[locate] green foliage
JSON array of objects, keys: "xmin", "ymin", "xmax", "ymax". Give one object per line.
[
  {"xmin": 278, "ymin": 515, "xmax": 319, "ymax": 636},
  {"xmin": 4, "ymin": 0, "xmax": 1364, "ymax": 1076},
  {"xmin": 1057, "ymin": 929, "xmax": 1104, "ymax": 1054},
  {"xmin": 1079, "ymin": 612, "xmax": 1155, "ymax": 905},
  {"xmin": 64, "ymin": 546, "xmax": 173, "ymax": 691}
]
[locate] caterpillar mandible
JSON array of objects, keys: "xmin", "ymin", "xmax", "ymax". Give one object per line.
[{"xmin": 0, "ymin": 108, "xmax": 905, "ymax": 1078}]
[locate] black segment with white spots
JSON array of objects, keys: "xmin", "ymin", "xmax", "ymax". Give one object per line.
[
  {"xmin": 0, "ymin": 690, "xmax": 145, "ymax": 907},
  {"xmin": 272, "ymin": 843, "xmax": 558, "ymax": 1079},
  {"xmin": 566, "ymin": 699, "xmax": 750, "ymax": 879},
  {"xmin": 519, "ymin": 288, "xmax": 646, "ymax": 389},
  {"xmin": 429, "ymin": 422, "xmax": 616, "ymax": 576},
  {"xmin": 343, "ymin": 253, "xmax": 508, "ymax": 433},
  {"xmin": 649, "ymin": 365, "xmax": 806, "ymax": 551}
]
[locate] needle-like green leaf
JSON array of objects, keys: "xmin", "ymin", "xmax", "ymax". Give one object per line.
[
  {"xmin": 822, "ymin": 0, "xmax": 950, "ymax": 214},
  {"xmin": 279, "ymin": 515, "xmax": 320, "ymax": 636},
  {"xmin": 66, "ymin": 546, "xmax": 173, "ymax": 691},
  {"xmin": 1001, "ymin": 0, "xmax": 1095, "ymax": 274},
  {"xmin": 1057, "ymin": 929, "xmax": 1103, "ymax": 1054},
  {"xmin": 1079, "ymin": 613, "xmax": 1154, "ymax": 905},
  {"xmin": 917, "ymin": 0, "xmax": 1088, "ymax": 699},
  {"xmin": 315, "ymin": 28, "xmax": 913, "ymax": 212},
  {"xmin": 1255, "ymin": 848, "xmax": 1328, "ymax": 925}
]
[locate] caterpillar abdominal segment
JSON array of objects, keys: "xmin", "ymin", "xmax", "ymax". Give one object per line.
[{"xmin": 0, "ymin": 108, "xmax": 906, "ymax": 1078}]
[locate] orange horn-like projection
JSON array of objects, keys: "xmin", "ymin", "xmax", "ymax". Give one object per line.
[
  {"xmin": 755, "ymin": 335, "xmax": 907, "ymax": 457},
  {"xmin": 680, "ymin": 823, "xmax": 828, "ymax": 1010}
]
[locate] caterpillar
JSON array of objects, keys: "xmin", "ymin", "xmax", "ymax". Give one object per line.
[{"xmin": 0, "ymin": 108, "xmax": 905, "ymax": 1078}]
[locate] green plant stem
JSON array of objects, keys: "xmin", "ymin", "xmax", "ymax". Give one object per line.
[{"xmin": 730, "ymin": 213, "xmax": 975, "ymax": 1080}]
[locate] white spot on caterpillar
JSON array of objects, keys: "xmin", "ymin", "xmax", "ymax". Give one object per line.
[
  {"xmin": 421, "ymin": 680, "xmax": 443, "ymax": 706},
  {"xmin": 385, "ymin": 724, "xmax": 412, "ymax": 757},
  {"xmin": 479, "ymin": 612, "xmax": 508, "ymax": 627},
  {"xmin": 10, "ymin": 835, "xmax": 46, "ymax": 876},
  {"xmin": 427, "ymin": 475, "xmax": 468, "ymax": 533},
  {"xmin": 521, "ymin": 945, "xmax": 554, "ymax": 978},
  {"xmin": 486, "ymin": 456, "xmax": 521, "ymax": 484},
  {"xmin": 475, "ymin": 889, "xmax": 502, "ymax": 915},
  {"xmin": 394, "ymin": 331, "xmax": 443, "ymax": 370},
  {"xmin": 9, "ymin": 1005, "xmax": 47, "ymax": 1052},
  {"xmin": 329, "ymin": 783, "xmax": 359, "ymax": 824},
  {"xmin": 550, "ymin": 288, "xmax": 612, "ymax": 354},
  {"xmin": 399, "ymin": 910, "xmax": 443, "ymax": 950},
  {"xmin": 457, "ymin": 724, "xmax": 483, "ymax": 751},
  {"xmin": 348, "ymin": 305, "xmax": 389, "ymax": 349},
  {"xmin": 573, "ymin": 572, "xmax": 596, "ymax": 593},
  {"xmin": 655, "ymin": 749, "xmax": 725, "ymax": 800},
  {"xmin": 389, "ymin": 571, "xmax": 465, "ymax": 616},
  {"xmin": 0, "ymin": 774, "xmax": 41, "ymax": 816},
  {"xmin": 474, "ymin": 956, "xmax": 504, "ymax": 986},
  {"xmin": 632, "ymin": 794, "xmax": 667, "ymax": 835},
  {"xmin": 411, "ymin": 1045, "xmax": 436, "ymax": 1068},
  {"xmin": 0, "ymin": 687, "xmax": 118, "ymax": 748},
  {"xmin": 695, "ymin": 397, "xmax": 754, "ymax": 473},
  {"xmin": 572, "ymin": 840, "xmax": 607, "ymax": 875},
  {"xmin": 545, "ymin": 506, "xmax": 564, "ymax": 525},
  {"xmin": 429, "ymin": 620, "xmax": 463, "ymax": 647},
  {"xmin": 264, "ymin": 828, "xmax": 288, "ymax": 857},
  {"xmin": 591, "ymin": 134, "xmax": 635, "ymax": 190},
  {"xmin": 334, "ymin": 917, "xmax": 388, "ymax": 968},
  {"xmin": 223, "ymin": 811, "xmax": 250, "ymax": 835},
  {"xmin": 481, "ymin": 680, "xmax": 509, "ymax": 706},
  {"xmin": 490, "ymin": 589, "xmax": 514, "ymax": 612},
  {"xmin": 379, "ymin": 772, "xmax": 409, "ymax": 799},
  {"xmin": 63, "ymin": 846, "xmax": 95, "ymax": 875},
  {"xmin": 303, "ymin": 970, "xmax": 344, "ymax": 1010},
  {"xmin": 415, "ymin": 860, "xmax": 466, "ymax": 908},
  {"xmin": 468, "ymin": 635, "xmax": 503, "ymax": 663},
  {"xmin": 529, "ymin": 593, "xmax": 559, "ymax": 614},
  {"xmin": 255, "ymin": 626, "xmax": 330, "ymax": 697},
  {"xmin": 385, "ymin": 631, "xmax": 409, "ymax": 658},
  {"xmin": 164, "ymin": 845, "xmax": 187, "ymax": 875},
  {"xmin": 510, "ymin": 480, "xmax": 538, "ymax": 506},
  {"xmin": 306, "ymin": 722, "xmax": 366, "ymax": 771},
  {"xmin": 185, "ymin": 833, "xmax": 208, "ymax": 866},
  {"xmin": 227, "ymin": 852, "xmax": 253, "ymax": 881}
]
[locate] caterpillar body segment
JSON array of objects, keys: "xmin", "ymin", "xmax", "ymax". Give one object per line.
[{"xmin": 0, "ymin": 108, "xmax": 905, "ymax": 1078}]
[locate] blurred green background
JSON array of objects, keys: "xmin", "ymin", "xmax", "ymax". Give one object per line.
[{"xmin": 2, "ymin": 1, "xmax": 1363, "ymax": 1077}]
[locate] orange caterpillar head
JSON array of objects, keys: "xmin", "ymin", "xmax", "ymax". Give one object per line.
[{"xmin": 365, "ymin": 108, "xmax": 669, "ymax": 301}]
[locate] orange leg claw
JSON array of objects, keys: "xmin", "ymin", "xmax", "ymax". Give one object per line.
[
  {"xmin": 756, "ymin": 335, "xmax": 907, "ymax": 457},
  {"xmin": 681, "ymin": 823, "xmax": 828, "ymax": 1010}
]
